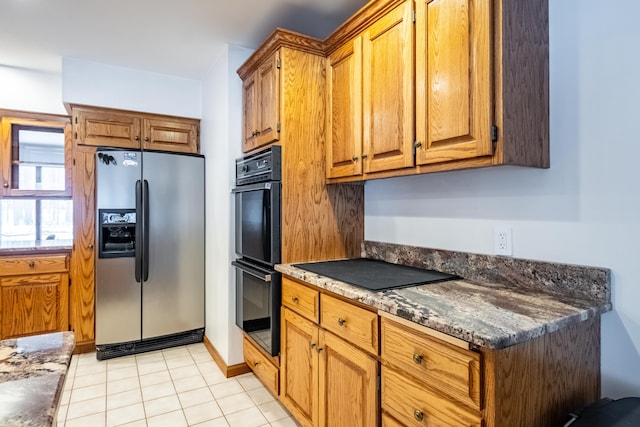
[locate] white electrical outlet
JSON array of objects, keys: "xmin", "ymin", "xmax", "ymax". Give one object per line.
[{"xmin": 494, "ymin": 226, "xmax": 512, "ymax": 256}]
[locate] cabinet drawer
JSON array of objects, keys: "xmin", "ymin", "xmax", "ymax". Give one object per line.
[
  {"xmin": 382, "ymin": 367, "xmax": 482, "ymax": 427},
  {"xmin": 381, "ymin": 317, "xmax": 481, "ymax": 410},
  {"xmin": 282, "ymin": 277, "xmax": 319, "ymax": 322},
  {"xmin": 0, "ymin": 255, "xmax": 68, "ymax": 276},
  {"xmin": 320, "ymin": 293, "xmax": 378, "ymax": 355},
  {"xmin": 243, "ymin": 337, "xmax": 279, "ymax": 397}
]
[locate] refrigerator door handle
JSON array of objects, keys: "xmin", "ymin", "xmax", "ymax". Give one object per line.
[
  {"xmin": 135, "ymin": 179, "xmax": 142, "ymax": 283},
  {"xmin": 143, "ymin": 179, "xmax": 150, "ymax": 282}
]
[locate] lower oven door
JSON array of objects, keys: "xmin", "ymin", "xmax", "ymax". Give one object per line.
[{"xmin": 233, "ymin": 259, "xmax": 281, "ymax": 356}]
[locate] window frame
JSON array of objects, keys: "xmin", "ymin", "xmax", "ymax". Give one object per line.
[{"xmin": 0, "ymin": 112, "xmax": 72, "ymax": 198}]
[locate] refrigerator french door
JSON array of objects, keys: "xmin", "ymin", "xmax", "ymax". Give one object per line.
[{"xmin": 95, "ymin": 149, "xmax": 205, "ymax": 360}]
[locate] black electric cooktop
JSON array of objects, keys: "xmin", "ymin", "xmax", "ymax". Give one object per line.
[{"xmin": 293, "ymin": 258, "xmax": 459, "ymax": 291}]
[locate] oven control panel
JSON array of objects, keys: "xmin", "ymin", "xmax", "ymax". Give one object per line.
[{"xmin": 236, "ymin": 145, "xmax": 281, "ymax": 185}]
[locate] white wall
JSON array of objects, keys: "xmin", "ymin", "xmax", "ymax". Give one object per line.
[
  {"xmin": 62, "ymin": 58, "xmax": 202, "ymax": 118},
  {"xmin": 0, "ymin": 66, "xmax": 66, "ymax": 114},
  {"xmin": 365, "ymin": 0, "xmax": 640, "ymax": 398},
  {"xmin": 200, "ymin": 45, "xmax": 252, "ymax": 365}
]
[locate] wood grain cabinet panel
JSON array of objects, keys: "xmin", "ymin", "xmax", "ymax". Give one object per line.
[
  {"xmin": 382, "ymin": 366, "xmax": 482, "ymax": 427},
  {"xmin": 318, "ymin": 329, "xmax": 378, "ymax": 427},
  {"xmin": 415, "ymin": 0, "xmax": 492, "ymax": 165},
  {"xmin": 381, "ymin": 316, "xmax": 481, "ymax": 410},
  {"xmin": 324, "ymin": 0, "xmax": 549, "ymax": 181},
  {"xmin": 70, "ymin": 146, "xmax": 96, "ymax": 347},
  {"xmin": 320, "ymin": 293, "xmax": 378, "ymax": 355},
  {"xmin": 326, "ymin": 0, "xmax": 414, "ymax": 178},
  {"xmin": 280, "ymin": 307, "xmax": 319, "ymax": 427},
  {"xmin": 73, "ymin": 105, "xmax": 200, "ymax": 154},
  {"xmin": 142, "ymin": 118, "xmax": 199, "ymax": 153},
  {"xmin": 361, "ymin": 0, "xmax": 415, "ymax": 174},
  {"xmin": 282, "ymin": 277, "xmax": 320, "ymax": 322},
  {"xmin": 326, "ymin": 36, "xmax": 363, "ymax": 179},
  {"xmin": 242, "ymin": 50, "xmax": 280, "ymax": 153},
  {"xmin": 0, "ymin": 255, "xmax": 69, "ymax": 340},
  {"xmin": 243, "ymin": 337, "xmax": 279, "ymax": 396},
  {"xmin": 74, "ymin": 107, "xmax": 141, "ymax": 149}
]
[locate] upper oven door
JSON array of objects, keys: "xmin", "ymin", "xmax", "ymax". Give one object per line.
[{"xmin": 233, "ymin": 181, "xmax": 281, "ymax": 266}]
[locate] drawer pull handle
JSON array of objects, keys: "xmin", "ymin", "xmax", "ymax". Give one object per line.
[
  {"xmin": 338, "ymin": 318, "xmax": 346, "ymax": 326},
  {"xmin": 28, "ymin": 260, "xmax": 35, "ymax": 268},
  {"xmin": 413, "ymin": 353, "xmax": 423, "ymax": 365},
  {"xmin": 316, "ymin": 347, "xmax": 323, "ymax": 353},
  {"xmin": 291, "ymin": 296, "xmax": 299, "ymax": 303},
  {"xmin": 414, "ymin": 409, "xmax": 424, "ymax": 422}
]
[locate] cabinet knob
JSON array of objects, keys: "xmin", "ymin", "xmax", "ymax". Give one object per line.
[
  {"xmin": 338, "ymin": 318, "xmax": 346, "ymax": 326},
  {"xmin": 361, "ymin": 153, "xmax": 368, "ymax": 159},
  {"xmin": 2, "ymin": 182, "xmax": 8, "ymax": 188},
  {"xmin": 351, "ymin": 156, "xmax": 358, "ymax": 162},
  {"xmin": 144, "ymin": 136, "xmax": 149, "ymax": 142},
  {"xmin": 28, "ymin": 260, "xmax": 35, "ymax": 268},
  {"xmin": 316, "ymin": 346, "xmax": 323, "ymax": 353},
  {"xmin": 310, "ymin": 342, "xmax": 317, "ymax": 349},
  {"xmin": 412, "ymin": 353, "xmax": 423, "ymax": 365},
  {"xmin": 414, "ymin": 410, "xmax": 424, "ymax": 422},
  {"xmin": 134, "ymin": 135, "xmax": 140, "ymax": 141},
  {"xmin": 254, "ymin": 361, "xmax": 259, "ymax": 367},
  {"xmin": 88, "ymin": 244, "xmax": 94, "ymax": 250},
  {"xmin": 291, "ymin": 296, "xmax": 299, "ymax": 303},
  {"xmin": 414, "ymin": 140, "xmax": 423, "ymax": 148}
]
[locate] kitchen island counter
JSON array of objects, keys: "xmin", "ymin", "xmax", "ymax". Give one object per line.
[{"xmin": 0, "ymin": 331, "xmax": 75, "ymax": 426}]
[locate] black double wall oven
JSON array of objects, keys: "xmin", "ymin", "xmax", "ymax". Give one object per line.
[{"xmin": 232, "ymin": 146, "xmax": 282, "ymax": 356}]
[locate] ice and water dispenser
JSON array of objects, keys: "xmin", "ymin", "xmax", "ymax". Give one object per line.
[{"xmin": 98, "ymin": 209, "xmax": 136, "ymax": 258}]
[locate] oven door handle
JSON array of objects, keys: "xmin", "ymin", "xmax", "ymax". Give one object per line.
[{"xmin": 232, "ymin": 260, "xmax": 272, "ymax": 282}]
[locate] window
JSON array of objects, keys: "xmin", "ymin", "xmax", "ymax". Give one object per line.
[{"xmin": 0, "ymin": 112, "xmax": 73, "ymax": 244}]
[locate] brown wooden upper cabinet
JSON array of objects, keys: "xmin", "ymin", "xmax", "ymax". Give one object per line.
[
  {"xmin": 325, "ymin": 0, "xmax": 549, "ymax": 181},
  {"xmin": 326, "ymin": 1, "xmax": 413, "ymax": 179},
  {"xmin": 242, "ymin": 50, "xmax": 281, "ymax": 153},
  {"xmin": 72, "ymin": 105, "xmax": 199, "ymax": 154}
]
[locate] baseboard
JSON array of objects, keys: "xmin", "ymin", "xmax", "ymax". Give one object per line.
[
  {"xmin": 203, "ymin": 336, "xmax": 251, "ymax": 378},
  {"xmin": 73, "ymin": 340, "xmax": 96, "ymax": 354}
]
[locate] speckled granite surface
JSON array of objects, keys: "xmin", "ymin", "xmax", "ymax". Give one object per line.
[
  {"xmin": 0, "ymin": 240, "xmax": 72, "ymax": 256},
  {"xmin": 276, "ymin": 242, "xmax": 611, "ymax": 349},
  {"xmin": 0, "ymin": 332, "xmax": 75, "ymax": 426}
]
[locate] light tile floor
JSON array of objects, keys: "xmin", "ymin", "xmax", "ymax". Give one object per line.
[{"xmin": 57, "ymin": 343, "xmax": 298, "ymax": 427}]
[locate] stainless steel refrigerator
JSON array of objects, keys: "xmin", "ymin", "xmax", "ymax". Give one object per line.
[{"xmin": 95, "ymin": 149, "xmax": 205, "ymax": 360}]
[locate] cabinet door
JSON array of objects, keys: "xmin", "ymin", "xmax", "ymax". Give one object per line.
[
  {"xmin": 70, "ymin": 147, "xmax": 96, "ymax": 344},
  {"xmin": 142, "ymin": 118, "xmax": 199, "ymax": 153},
  {"xmin": 0, "ymin": 273, "xmax": 68, "ymax": 339},
  {"xmin": 326, "ymin": 36, "xmax": 363, "ymax": 178},
  {"xmin": 256, "ymin": 50, "xmax": 281, "ymax": 148},
  {"xmin": 415, "ymin": 0, "xmax": 492, "ymax": 165},
  {"xmin": 74, "ymin": 108, "xmax": 141, "ymax": 149},
  {"xmin": 242, "ymin": 70, "xmax": 259, "ymax": 152},
  {"xmin": 318, "ymin": 329, "xmax": 378, "ymax": 427},
  {"xmin": 280, "ymin": 307, "xmax": 319, "ymax": 427},
  {"xmin": 362, "ymin": 0, "xmax": 414, "ymax": 174}
]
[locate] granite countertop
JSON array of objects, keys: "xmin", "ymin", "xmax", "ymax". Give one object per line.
[
  {"xmin": 276, "ymin": 243, "xmax": 612, "ymax": 349},
  {"xmin": 0, "ymin": 332, "xmax": 75, "ymax": 426},
  {"xmin": 0, "ymin": 240, "xmax": 72, "ymax": 256}
]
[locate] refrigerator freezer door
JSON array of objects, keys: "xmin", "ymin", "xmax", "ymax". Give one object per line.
[
  {"xmin": 95, "ymin": 150, "xmax": 143, "ymax": 345},
  {"xmin": 141, "ymin": 152, "xmax": 205, "ymax": 339}
]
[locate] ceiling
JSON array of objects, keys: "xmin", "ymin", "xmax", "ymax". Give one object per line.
[{"xmin": 0, "ymin": 0, "xmax": 368, "ymax": 80}]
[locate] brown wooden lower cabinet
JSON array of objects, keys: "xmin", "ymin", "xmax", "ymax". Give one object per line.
[
  {"xmin": 275, "ymin": 276, "xmax": 601, "ymax": 427},
  {"xmin": 243, "ymin": 336, "xmax": 279, "ymax": 397},
  {"xmin": 280, "ymin": 305, "xmax": 378, "ymax": 427},
  {"xmin": 0, "ymin": 254, "xmax": 69, "ymax": 339}
]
